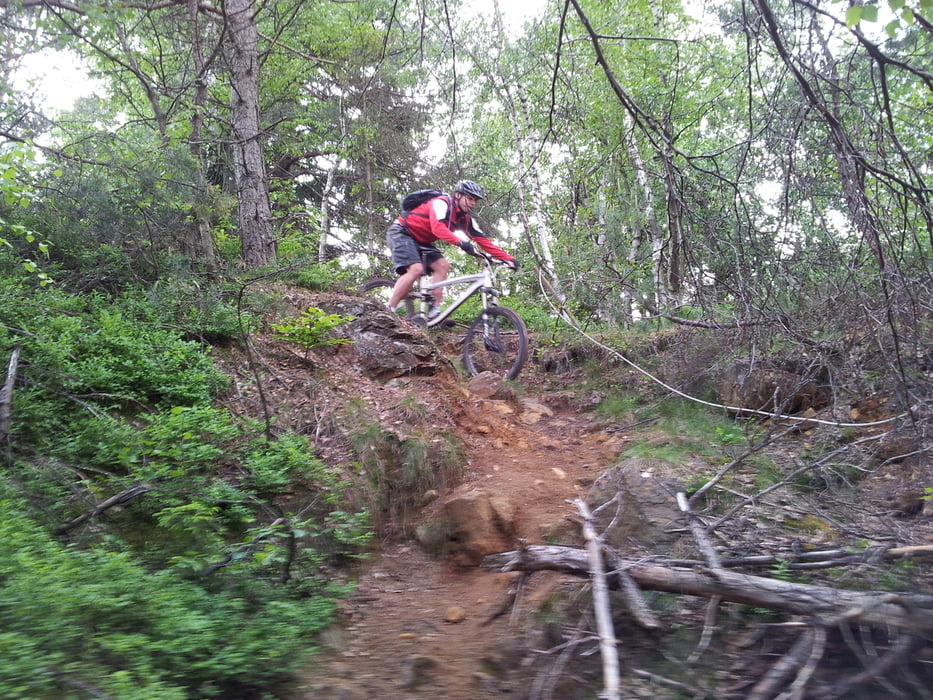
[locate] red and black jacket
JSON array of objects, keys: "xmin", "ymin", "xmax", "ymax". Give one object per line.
[{"xmin": 399, "ymin": 196, "xmax": 515, "ymax": 263}]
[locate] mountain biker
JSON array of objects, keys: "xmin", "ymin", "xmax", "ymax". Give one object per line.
[{"xmin": 385, "ymin": 180, "xmax": 520, "ymax": 319}]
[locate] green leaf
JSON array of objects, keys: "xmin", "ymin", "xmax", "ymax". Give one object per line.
[
  {"xmin": 845, "ymin": 5, "xmax": 862, "ymax": 27},
  {"xmin": 885, "ymin": 18, "xmax": 900, "ymax": 37},
  {"xmin": 888, "ymin": 0, "xmax": 906, "ymax": 9},
  {"xmin": 860, "ymin": 5, "xmax": 878, "ymax": 21},
  {"xmin": 921, "ymin": 0, "xmax": 933, "ymax": 9},
  {"xmin": 902, "ymin": 7, "xmax": 916, "ymax": 23}
]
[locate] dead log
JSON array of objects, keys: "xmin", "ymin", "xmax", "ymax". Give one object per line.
[
  {"xmin": 663, "ymin": 314, "xmax": 776, "ymax": 329},
  {"xmin": 484, "ymin": 545, "xmax": 933, "ymax": 635}
]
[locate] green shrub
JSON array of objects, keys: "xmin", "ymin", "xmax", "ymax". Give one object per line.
[
  {"xmin": 271, "ymin": 306, "xmax": 354, "ymax": 351},
  {"xmin": 286, "ymin": 258, "xmax": 351, "ymax": 291},
  {"xmin": 0, "ymin": 497, "xmax": 337, "ymax": 699},
  {"xmin": 0, "ymin": 273, "xmax": 374, "ymax": 698}
]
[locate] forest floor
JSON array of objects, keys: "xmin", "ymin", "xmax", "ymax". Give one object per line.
[
  {"xmin": 294, "ymin": 380, "xmax": 633, "ymax": 700},
  {"xmin": 226, "ymin": 285, "xmax": 933, "ymax": 700}
]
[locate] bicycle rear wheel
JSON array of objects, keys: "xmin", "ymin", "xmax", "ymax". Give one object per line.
[
  {"xmin": 462, "ymin": 306, "xmax": 528, "ymax": 380},
  {"xmin": 361, "ymin": 277, "xmax": 416, "ymax": 318}
]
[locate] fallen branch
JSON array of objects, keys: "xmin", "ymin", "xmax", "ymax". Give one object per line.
[
  {"xmin": 812, "ymin": 632, "xmax": 922, "ymax": 700},
  {"xmin": 481, "ymin": 571, "xmax": 528, "ymax": 627},
  {"xmin": 676, "ymin": 491, "xmax": 723, "ymax": 572},
  {"xmin": 615, "ymin": 569, "xmax": 661, "ymax": 630},
  {"xmin": 747, "ymin": 627, "xmax": 820, "ymax": 700},
  {"xmin": 54, "ymin": 483, "xmax": 154, "ymax": 535},
  {"xmin": 670, "ymin": 545, "xmax": 933, "ymax": 571},
  {"xmin": 663, "ymin": 314, "xmax": 776, "ymax": 329},
  {"xmin": 484, "ymin": 545, "xmax": 933, "ymax": 635},
  {"xmin": 686, "ymin": 595, "xmax": 721, "ymax": 664},
  {"xmin": 705, "ymin": 433, "xmax": 887, "ymax": 533},
  {"xmin": 575, "ymin": 499, "xmax": 620, "ymax": 700}
]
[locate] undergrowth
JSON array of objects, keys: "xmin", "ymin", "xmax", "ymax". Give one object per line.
[
  {"xmin": 342, "ymin": 396, "xmax": 465, "ymax": 536},
  {"xmin": 0, "ymin": 261, "xmax": 370, "ymax": 698}
]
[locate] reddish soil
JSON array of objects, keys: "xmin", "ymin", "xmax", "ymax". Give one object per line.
[{"xmin": 295, "ymin": 392, "xmax": 626, "ymax": 700}]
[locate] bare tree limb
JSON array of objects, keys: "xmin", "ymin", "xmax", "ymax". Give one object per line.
[
  {"xmin": 686, "ymin": 594, "xmax": 721, "ymax": 664},
  {"xmin": 485, "ymin": 545, "xmax": 933, "ymax": 635},
  {"xmin": 54, "ymin": 483, "xmax": 154, "ymax": 535},
  {"xmin": 614, "ymin": 568, "xmax": 661, "ymax": 631},
  {"xmin": 575, "ymin": 499, "xmax": 620, "ymax": 700},
  {"xmin": 812, "ymin": 632, "xmax": 922, "ymax": 700},
  {"xmin": 747, "ymin": 627, "xmax": 819, "ymax": 700},
  {"xmin": 676, "ymin": 491, "xmax": 723, "ymax": 573}
]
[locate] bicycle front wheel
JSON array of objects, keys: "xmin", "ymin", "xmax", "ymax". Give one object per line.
[
  {"xmin": 361, "ymin": 277, "xmax": 415, "ymax": 318},
  {"xmin": 462, "ymin": 306, "xmax": 528, "ymax": 380}
]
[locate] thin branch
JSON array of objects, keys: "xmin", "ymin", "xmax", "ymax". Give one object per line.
[
  {"xmin": 54, "ymin": 483, "xmax": 154, "ymax": 535},
  {"xmin": 575, "ymin": 499, "xmax": 620, "ymax": 700},
  {"xmin": 747, "ymin": 628, "xmax": 817, "ymax": 700}
]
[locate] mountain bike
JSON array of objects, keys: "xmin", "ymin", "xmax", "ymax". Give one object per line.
[{"xmin": 363, "ymin": 253, "xmax": 529, "ymax": 380}]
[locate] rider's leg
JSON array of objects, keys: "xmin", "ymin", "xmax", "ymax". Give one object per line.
[
  {"xmin": 385, "ymin": 223, "xmax": 425, "ymax": 311},
  {"xmin": 389, "ymin": 261, "xmax": 424, "ymax": 309},
  {"xmin": 428, "ymin": 256, "xmax": 450, "ymax": 310}
]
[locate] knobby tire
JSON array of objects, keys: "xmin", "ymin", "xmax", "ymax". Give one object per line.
[
  {"xmin": 361, "ymin": 277, "xmax": 415, "ymax": 318},
  {"xmin": 462, "ymin": 306, "xmax": 528, "ymax": 381}
]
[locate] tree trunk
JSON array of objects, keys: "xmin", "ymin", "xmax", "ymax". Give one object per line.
[
  {"xmin": 186, "ymin": 0, "xmax": 218, "ymax": 275},
  {"xmin": 513, "ymin": 86, "xmax": 572, "ymax": 318},
  {"xmin": 227, "ymin": 0, "xmax": 275, "ymax": 267},
  {"xmin": 624, "ymin": 123, "xmax": 665, "ymax": 314},
  {"xmin": 1, "ymin": 345, "xmax": 21, "ymax": 445},
  {"xmin": 319, "ymin": 163, "xmax": 336, "ymax": 263}
]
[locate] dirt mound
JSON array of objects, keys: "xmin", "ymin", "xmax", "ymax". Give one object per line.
[{"xmin": 214, "ymin": 285, "xmax": 628, "ymax": 697}]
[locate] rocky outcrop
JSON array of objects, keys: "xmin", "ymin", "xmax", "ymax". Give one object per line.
[
  {"xmin": 321, "ymin": 296, "xmax": 445, "ymax": 380},
  {"xmin": 585, "ymin": 457, "xmax": 687, "ymax": 554},
  {"xmin": 417, "ymin": 488, "xmax": 516, "ymax": 567}
]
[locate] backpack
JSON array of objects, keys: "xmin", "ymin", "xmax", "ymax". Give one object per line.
[{"xmin": 400, "ymin": 189, "xmax": 447, "ymax": 217}]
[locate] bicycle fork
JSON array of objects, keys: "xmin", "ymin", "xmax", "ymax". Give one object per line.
[{"xmin": 478, "ymin": 289, "xmax": 505, "ymax": 353}]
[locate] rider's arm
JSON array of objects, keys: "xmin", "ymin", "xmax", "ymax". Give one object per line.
[
  {"xmin": 427, "ymin": 198, "xmax": 466, "ymax": 248},
  {"xmin": 466, "ymin": 222, "xmax": 516, "ymax": 262}
]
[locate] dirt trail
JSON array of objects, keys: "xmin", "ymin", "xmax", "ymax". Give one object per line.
[{"xmin": 299, "ymin": 398, "xmax": 626, "ymax": 700}]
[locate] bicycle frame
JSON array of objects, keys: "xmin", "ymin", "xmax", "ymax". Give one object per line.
[{"xmin": 413, "ymin": 258, "xmax": 500, "ymax": 328}]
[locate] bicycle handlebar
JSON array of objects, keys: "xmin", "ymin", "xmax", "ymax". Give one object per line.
[{"xmin": 472, "ymin": 251, "xmax": 515, "ymax": 269}]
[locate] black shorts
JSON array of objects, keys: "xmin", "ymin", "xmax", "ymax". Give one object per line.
[{"xmin": 386, "ymin": 222, "xmax": 444, "ymax": 275}]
